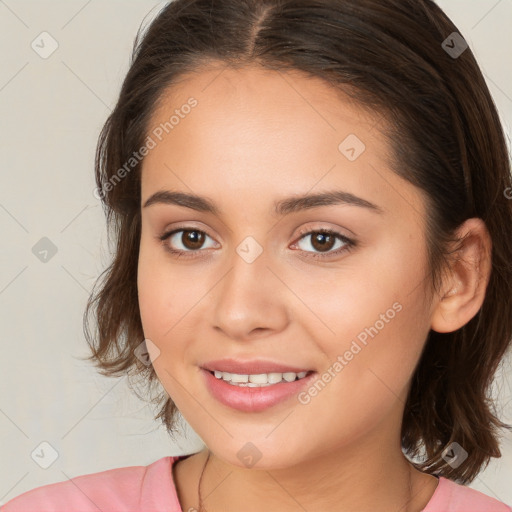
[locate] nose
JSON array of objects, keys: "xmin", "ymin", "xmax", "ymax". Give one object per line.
[{"xmin": 211, "ymin": 242, "xmax": 289, "ymax": 342}]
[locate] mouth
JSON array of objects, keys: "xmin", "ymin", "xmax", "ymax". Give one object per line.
[
  {"xmin": 201, "ymin": 358, "xmax": 314, "ymax": 376},
  {"xmin": 200, "ymin": 362, "xmax": 317, "ymax": 412},
  {"xmin": 205, "ymin": 369, "xmax": 315, "ymax": 387}
]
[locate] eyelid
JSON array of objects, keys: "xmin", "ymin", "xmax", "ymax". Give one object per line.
[
  {"xmin": 159, "ymin": 221, "xmax": 219, "ymax": 242},
  {"xmin": 158, "ymin": 224, "xmax": 220, "ymax": 250},
  {"xmin": 290, "ymin": 226, "xmax": 355, "ymax": 257},
  {"xmin": 293, "ymin": 222, "xmax": 354, "ymax": 241}
]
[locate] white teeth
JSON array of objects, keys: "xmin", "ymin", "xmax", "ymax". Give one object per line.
[
  {"xmin": 267, "ymin": 372, "xmax": 283, "ymax": 384},
  {"xmin": 249, "ymin": 374, "xmax": 268, "ymax": 384},
  {"xmin": 230, "ymin": 373, "xmax": 249, "ymax": 383},
  {"xmin": 211, "ymin": 370, "xmax": 310, "ymax": 386}
]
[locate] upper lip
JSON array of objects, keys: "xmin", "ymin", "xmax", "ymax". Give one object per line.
[{"xmin": 201, "ymin": 358, "xmax": 314, "ymax": 375}]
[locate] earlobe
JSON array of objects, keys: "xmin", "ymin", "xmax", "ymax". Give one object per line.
[{"xmin": 430, "ymin": 218, "xmax": 492, "ymax": 334}]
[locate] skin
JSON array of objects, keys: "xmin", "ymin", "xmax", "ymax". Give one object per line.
[{"xmin": 137, "ymin": 63, "xmax": 492, "ymax": 512}]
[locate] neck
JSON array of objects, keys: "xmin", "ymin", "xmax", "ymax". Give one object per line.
[{"xmin": 193, "ymin": 441, "xmax": 427, "ymax": 512}]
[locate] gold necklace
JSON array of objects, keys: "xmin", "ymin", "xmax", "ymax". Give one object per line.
[{"xmin": 195, "ymin": 451, "xmax": 414, "ymax": 512}]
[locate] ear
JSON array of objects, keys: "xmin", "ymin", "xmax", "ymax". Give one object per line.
[{"xmin": 430, "ymin": 218, "xmax": 492, "ymax": 334}]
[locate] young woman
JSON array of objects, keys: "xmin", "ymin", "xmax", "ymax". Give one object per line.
[{"xmin": 4, "ymin": 0, "xmax": 512, "ymax": 510}]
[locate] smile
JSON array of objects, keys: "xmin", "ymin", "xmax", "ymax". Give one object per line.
[
  {"xmin": 211, "ymin": 370, "xmax": 311, "ymax": 387},
  {"xmin": 201, "ymin": 368, "xmax": 317, "ymax": 412}
]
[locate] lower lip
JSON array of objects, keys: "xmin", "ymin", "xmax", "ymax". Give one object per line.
[{"xmin": 201, "ymin": 368, "xmax": 317, "ymax": 412}]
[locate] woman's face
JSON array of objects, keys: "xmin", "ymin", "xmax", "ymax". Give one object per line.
[{"xmin": 137, "ymin": 64, "xmax": 436, "ymax": 468}]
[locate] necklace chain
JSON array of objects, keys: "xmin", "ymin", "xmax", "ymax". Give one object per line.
[
  {"xmin": 197, "ymin": 450, "xmax": 210, "ymax": 512},
  {"xmin": 195, "ymin": 450, "xmax": 414, "ymax": 512}
]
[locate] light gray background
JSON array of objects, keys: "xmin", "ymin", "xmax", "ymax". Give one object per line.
[{"xmin": 1, "ymin": 0, "xmax": 511, "ymax": 506}]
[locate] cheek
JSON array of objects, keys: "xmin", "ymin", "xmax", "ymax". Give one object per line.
[
  {"xmin": 298, "ymin": 237, "xmax": 426, "ymax": 343},
  {"xmin": 137, "ymin": 240, "xmax": 209, "ymax": 349},
  {"xmin": 137, "ymin": 250, "xmax": 192, "ymax": 398},
  {"xmin": 301, "ymin": 294, "xmax": 429, "ymax": 446},
  {"xmin": 137, "ymin": 239, "xmax": 177, "ymax": 338},
  {"xmin": 305, "ymin": 235, "xmax": 430, "ymax": 385}
]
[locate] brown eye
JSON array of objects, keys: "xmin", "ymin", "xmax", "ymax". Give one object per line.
[
  {"xmin": 293, "ymin": 229, "xmax": 355, "ymax": 260},
  {"xmin": 159, "ymin": 228, "xmax": 217, "ymax": 256},
  {"xmin": 180, "ymin": 230, "xmax": 206, "ymax": 250},
  {"xmin": 309, "ymin": 232, "xmax": 337, "ymax": 252}
]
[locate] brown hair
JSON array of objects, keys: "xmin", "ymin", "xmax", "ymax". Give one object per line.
[{"xmin": 83, "ymin": 0, "xmax": 512, "ymax": 484}]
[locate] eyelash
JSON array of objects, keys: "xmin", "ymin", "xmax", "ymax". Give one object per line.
[{"xmin": 157, "ymin": 226, "xmax": 356, "ymax": 261}]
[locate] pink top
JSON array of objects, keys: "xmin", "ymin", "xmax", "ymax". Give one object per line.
[{"xmin": 2, "ymin": 454, "xmax": 511, "ymax": 511}]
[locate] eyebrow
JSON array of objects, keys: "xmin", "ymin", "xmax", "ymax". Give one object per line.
[{"xmin": 142, "ymin": 189, "xmax": 384, "ymax": 216}]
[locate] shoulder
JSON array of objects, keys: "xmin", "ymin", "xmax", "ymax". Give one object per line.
[
  {"xmin": 1, "ymin": 455, "xmax": 185, "ymax": 512},
  {"xmin": 424, "ymin": 476, "xmax": 512, "ymax": 512}
]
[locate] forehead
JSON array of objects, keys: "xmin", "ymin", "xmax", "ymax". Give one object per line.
[
  {"xmin": 150, "ymin": 63, "xmax": 383, "ymax": 140},
  {"xmin": 140, "ymin": 63, "xmax": 425, "ymax": 222}
]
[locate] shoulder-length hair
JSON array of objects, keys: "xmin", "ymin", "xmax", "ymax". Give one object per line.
[{"xmin": 83, "ymin": 0, "xmax": 512, "ymax": 484}]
